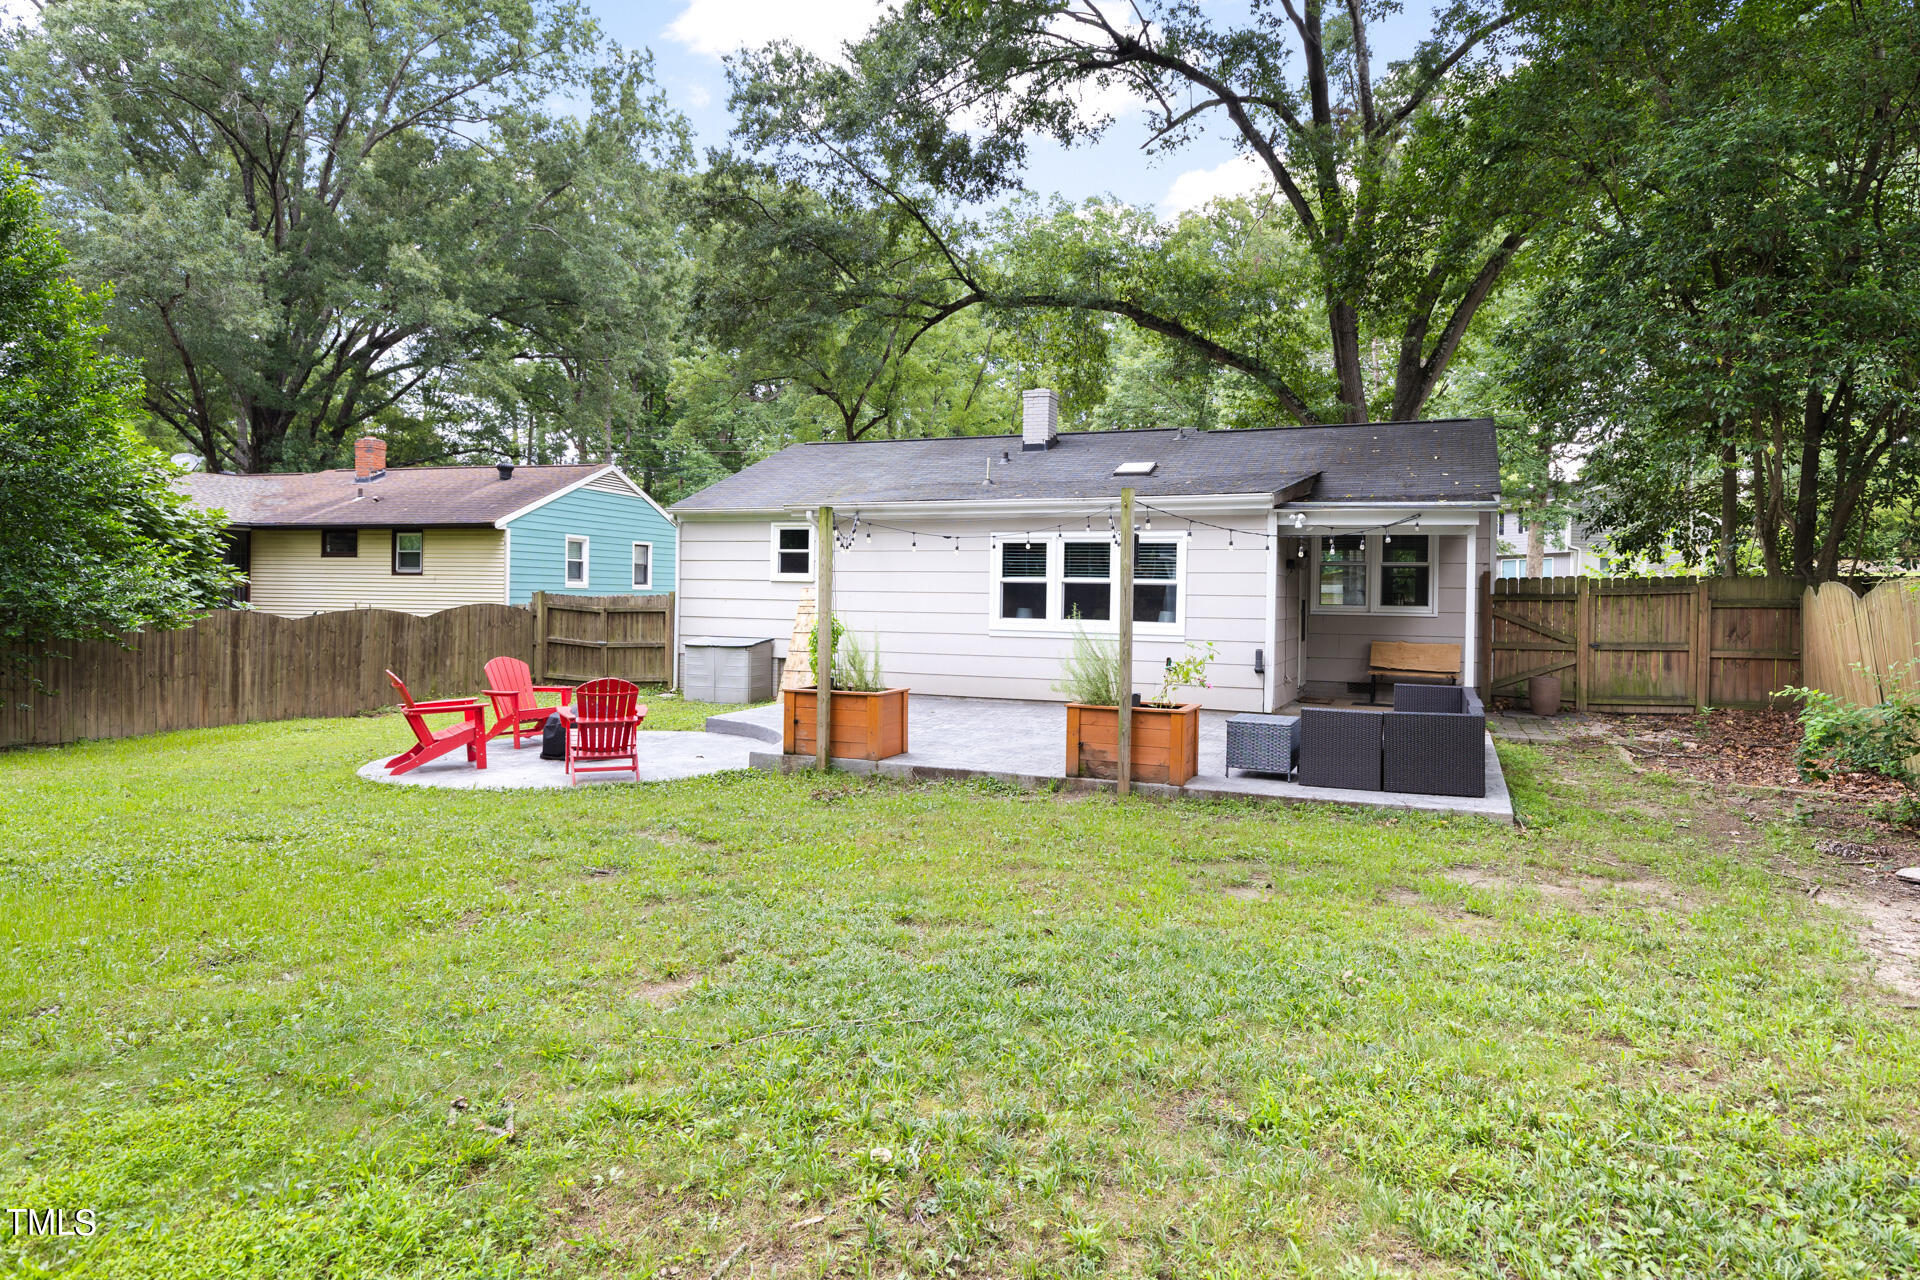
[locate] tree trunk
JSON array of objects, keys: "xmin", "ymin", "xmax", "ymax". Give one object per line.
[
  {"xmin": 1716, "ymin": 417, "xmax": 1740, "ymax": 576},
  {"xmin": 1790, "ymin": 385, "xmax": 1827, "ymax": 581},
  {"xmin": 1525, "ymin": 520, "xmax": 1544, "ymax": 577}
]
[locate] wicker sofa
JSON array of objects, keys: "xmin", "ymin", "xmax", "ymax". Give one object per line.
[
  {"xmin": 1296, "ymin": 707, "xmax": 1385, "ymax": 791},
  {"xmin": 1296, "ymin": 685, "xmax": 1487, "ymax": 797},
  {"xmin": 1382, "ymin": 684, "xmax": 1487, "ymax": 797}
]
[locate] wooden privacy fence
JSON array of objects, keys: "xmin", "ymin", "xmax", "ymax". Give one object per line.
[
  {"xmin": 0, "ymin": 604, "xmax": 534, "ymax": 748},
  {"xmin": 533, "ymin": 591, "xmax": 674, "ymax": 685},
  {"xmin": 1802, "ymin": 578, "xmax": 1920, "ymax": 706},
  {"xmin": 1486, "ymin": 575, "xmax": 1803, "ymax": 713}
]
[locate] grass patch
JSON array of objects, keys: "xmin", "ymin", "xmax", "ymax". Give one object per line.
[{"xmin": 1, "ymin": 710, "xmax": 1916, "ymax": 1277}]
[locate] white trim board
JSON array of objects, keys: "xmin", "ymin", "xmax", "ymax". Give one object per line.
[{"xmin": 493, "ymin": 465, "xmax": 676, "ymax": 528}]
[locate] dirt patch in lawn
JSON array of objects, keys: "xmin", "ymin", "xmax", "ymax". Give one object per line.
[
  {"xmin": 633, "ymin": 973, "xmax": 700, "ymax": 1006},
  {"xmin": 1438, "ymin": 867, "xmax": 1686, "ymax": 912},
  {"xmin": 1823, "ymin": 886, "xmax": 1920, "ymax": 1001},
  {"xmin": 1595, "ymin": 708, "xmax": 1905, "ymax": 800}
]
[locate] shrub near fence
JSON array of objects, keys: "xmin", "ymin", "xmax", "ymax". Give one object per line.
[{"xmin": 0, "ymin": 605, "xmax": 534, "ymax": 748}]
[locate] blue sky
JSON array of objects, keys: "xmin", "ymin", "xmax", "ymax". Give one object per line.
[{"xmin": 595, "ymin": 1, "xmax": 1445, "ymax": 216}]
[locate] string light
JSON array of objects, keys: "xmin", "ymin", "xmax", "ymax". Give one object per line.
[{"xmin": 815, "ymin": 505, "xmax": 1438, "ymax": 561}]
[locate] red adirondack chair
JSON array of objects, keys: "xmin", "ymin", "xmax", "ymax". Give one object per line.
[
  {"xmin": 566, "ymin": 677, "xmax": 646, "ymax": 784},
  {"xmin": 384, "ymin": 670, "xmax": 489, "ymax": 775},
  {"xmin": 481, "ymin": 655, "xmax": 574, "ymax": 747}
]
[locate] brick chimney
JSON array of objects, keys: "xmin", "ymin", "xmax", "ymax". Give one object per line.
[
  {"xmin": 1021, "ymin": 388, "xmax": 1058, "ymax": 451},
  {"xmin": 353, "ymin": 436, "xmax": 387, "ymax": 481}
]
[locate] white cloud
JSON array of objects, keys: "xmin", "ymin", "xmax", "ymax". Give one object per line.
[
  {"xmin": 1160, "ymin": 153, "xmax": 1270, "ymax": 217},
  {"xmin": 664, "ymin": 0, "xmax": 891, "ymax": 60}
]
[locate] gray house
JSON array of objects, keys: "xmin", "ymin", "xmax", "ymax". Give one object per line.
[{"xmin": 670, "ymin": 391, "xmax": 1498, "ymax": 713}]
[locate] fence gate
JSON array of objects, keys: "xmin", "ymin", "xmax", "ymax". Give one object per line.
[
  {"xmin": 1587, "ymin": 579, "xmax": 1697, "ymax": 711},
  {"xmin": 533, "ymin": 592, "xmax": 674, "ymax": 685},
  {"xmin": 1488, "ymin": 576, "xmax": 1801, "ymax": 713}
]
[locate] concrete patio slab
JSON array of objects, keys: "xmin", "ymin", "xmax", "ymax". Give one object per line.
[
  {"xmin": 356, "ymin": 731, "xmax": 758, "ymax": 790},
  {"xmin": 709, "ymin": 694, "xmax": 1513, "ymax": 821}
]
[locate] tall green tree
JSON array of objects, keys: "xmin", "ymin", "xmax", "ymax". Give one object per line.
[
  {"xmin": 0, "ymin": 0, "xmax": 685, "ymax": 473},
  {"xmin": 728, "ymin": 0, "xmax": 1583, "ymax": 424},
  {"xmin": 690, "ymin": 167, "xmax": 1015, "ymax": 443},
  {"xmin": 1504, "ymin": 0, "xmax": 1920, "ymax": 580},
  {"xmin": 0, "ymin": 165, "xmax": 234, "ymax": 669}
]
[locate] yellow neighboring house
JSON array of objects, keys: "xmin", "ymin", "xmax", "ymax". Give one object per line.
[{"xmin": 176, "ymin": 437, "xmax": 677, "ymax": 617}]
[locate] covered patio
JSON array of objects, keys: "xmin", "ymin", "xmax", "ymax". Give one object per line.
[{"xmin": 707, "ymin": 694, "xmax": 1514, "ymax": 820}]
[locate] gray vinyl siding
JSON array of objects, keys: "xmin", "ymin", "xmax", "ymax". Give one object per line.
[
  {"xmin": 1301, "ymin": 515, "xmax": 1490, "ymax": 693},
  {"xmin": 678, "ymin": 512, "xmax": 1276, "ymax": 712}
]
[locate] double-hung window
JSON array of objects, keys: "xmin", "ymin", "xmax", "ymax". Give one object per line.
[
  {"xmin": 1060, "ymin": 541, "xmax": 1111, "ymax": 621},
  {"xmin": 1313, "ymin": 533, "xmax": 1436, "ymax": 616},
  {"xmin": 770, "ymin": 524, "xmax": 813, "ymax": 581},
  {"xmin": 565, "ymin": 536, "xmax": 589, "ymax": 586},
  {"xmin": 992, "ymin": 534, "xmax": 1185, "ymax": 632},
  {"xmin": 1133, "ymin": 541, "xmax": 1179, "ymax": 623},
  {"xmin": 1317, "ymin": 535, "xmax": 1368, "ymax": 610},
  {"xmin": 1380, "ymin": 535, "xmax": 1431, "ymax": 608},
  {"xmin": 631, "ymin": 542, "xmax": 652, "ymax": 589},
  {"xmin": 997, "ymin": 540, "xmax": 1049, "ymax": 620},
  {"xmin": 391, "ymin": 530, "xmax": 424, "ymax": 575}
]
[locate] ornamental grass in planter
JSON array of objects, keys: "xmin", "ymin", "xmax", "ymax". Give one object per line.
[
  {"xmin": 782, "ymin": 621, "xmax": 909, "ymax": 761},
  {"xmin": 1055, "ymin": 627, "xmax": 1213, "ymax": 786}
]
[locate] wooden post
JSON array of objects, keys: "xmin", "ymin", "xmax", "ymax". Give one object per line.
[
  {"xmin": 533, "ymin": 591, "xmax": 548, "ymax": 681},
  {"xmin": 814, "ymin": 505, "xmax": 834, "ymax": 771},
  {"xmin": 1574, "ymin": 575, "xmax": 1592, "ymax": 713},
  {"xmin": 1694, "ymin": 578, "xmax": 1712, "ymax": 711},
  {"xmin": 1117, "ymin": 487, "xmax": 1135, "ymax": 796}
]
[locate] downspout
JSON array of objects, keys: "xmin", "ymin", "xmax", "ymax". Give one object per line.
[
  {"xmin": 672, "ymin": 515, "xmax": 683, "ymax": 692},
  {"xmin": 1262, "ymin": 509, "xmax": 1279, "ymax": 710},
  {"xmin": 1463, "ymin": 517, "xmax": 1480, "ymax": 694}
]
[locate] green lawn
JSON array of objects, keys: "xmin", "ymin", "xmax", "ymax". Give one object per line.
[{"xmin": 2, "ymin": 705, "xmax": 1916, "ymax": 1278}]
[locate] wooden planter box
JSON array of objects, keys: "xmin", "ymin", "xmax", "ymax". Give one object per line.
[
  {"xmin": 1066, "ymin": 702, "xmax": 1200, "ymax": 786},
  {"xmin": 783, "ymin": 686, "xmax": 910, "ymax": 761}
]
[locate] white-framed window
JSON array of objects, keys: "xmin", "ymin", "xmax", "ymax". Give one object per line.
[
  {"xmin": 631, "ymin": 541, "xmax": 652, "ymax": 589},
  {"xmin": 1316, "ymin": 534, "xmax": 1369, "ymax": 611},
  {"xmin": 770, "ymin": 523, "xmax": 813, "ymax": 581},
  {"xmin": 1499, "ymin": 557, "xmax": 1525, "ymax": 579},
  {"xmin": 997, "ymin": 538, "xmax": 1050, "ymax": 620},
  {"xmin": 989, "ymin": 533, "xmax": 1186, "ymax": 634},
  {"xmin": 565, "ymin": 535, "xmax": 589, "ymax": 586},
  {"xmin": 391, "ymin": 529, "xmax": 423, "ymax": 575},
  {"xmin": 1312, "ymin": 533, "xmax": 1438, "ymax": 616}
]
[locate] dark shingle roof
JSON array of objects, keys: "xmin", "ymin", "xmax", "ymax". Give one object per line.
[
  {"xmin": 671, "ymin": 420, "xmax": 1499, "ymax": 513},
  {"xmin": 174, "ymin": 464, "xmax": 610, "ymax": 527}
]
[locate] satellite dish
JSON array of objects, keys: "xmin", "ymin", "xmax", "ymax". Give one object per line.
[{"xmin": 170, "ymin": 453, "xmax": 205, "ymax": 472}]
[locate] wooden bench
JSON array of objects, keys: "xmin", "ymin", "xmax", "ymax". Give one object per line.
[{"xmin": 1366, "ymin": 641, "xmax": 1462, "ymax": 704}]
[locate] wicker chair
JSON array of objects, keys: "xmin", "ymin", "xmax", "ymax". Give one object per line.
[
  {"xmin": 1296, "ymin": 707, "xmax": 1384, "ymax": 791},
  {"xmin": 1382, "ymin": 684, "xmax": 1486, "ymax": 797}
]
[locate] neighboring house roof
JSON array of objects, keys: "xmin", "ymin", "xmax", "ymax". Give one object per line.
[
  {"xmin": 670, "ymin": 419, "xmax": 1499, "ymax": 513},
  {"xmin": 175, "ymin": 464, "xmax": 653, "ymax": 528}
]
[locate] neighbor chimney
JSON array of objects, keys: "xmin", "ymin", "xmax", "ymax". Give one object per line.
[
  {"xmin": 353, "ymin": 436, "xmax": 387, "ymax": 482},
  {"xmin": 1021, "ymin": 388, "xmax": 1058, "ymax": 451},
  {"xmin": 496, "ymin": 462, "xmax": 516, "ymax": 481}
]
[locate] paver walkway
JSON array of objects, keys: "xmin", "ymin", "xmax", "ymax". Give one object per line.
[{"xmin": 709, "ymin": 694, "xmax": 1514, "ymax": 821}]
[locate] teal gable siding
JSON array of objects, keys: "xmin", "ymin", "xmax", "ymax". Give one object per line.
[{"xmin": 503, "ymin": 486, "xmax": 676, "ymax": 603}]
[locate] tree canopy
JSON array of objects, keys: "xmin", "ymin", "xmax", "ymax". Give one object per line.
[
  {"xmin": 726, "ymin": 0, "xmax": 1582, "ymax": 424},
  {"xmin": 0, "ymin": 164, "xmax": 235, "ymax": 667},
  {"xmin": 0, "ymin": 0, "xmax": 688, "ymax": 473},
  {"xmin": 1501, "ymin": 0, "xmax": 1920, "ymax": 579}
]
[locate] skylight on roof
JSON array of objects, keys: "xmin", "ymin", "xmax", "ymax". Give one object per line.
[{"xmin": 1113, "ymin": 461, "xmax": 1157, "ymax": 476}]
